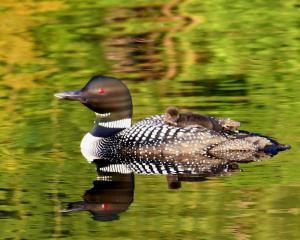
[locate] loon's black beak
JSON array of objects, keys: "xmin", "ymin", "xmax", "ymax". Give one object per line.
[{"xmin": 54, "ymin": 90, "xmax": 86, "ymax": 102}]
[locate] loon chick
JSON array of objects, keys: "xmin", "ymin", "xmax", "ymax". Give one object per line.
[
  {"xmin": 54, "ymin": 75, "xmax": 290, "ymax": 164},
  {"xmin": 164, "ymin": 106, "xmax": 240, "ymax": 131}
]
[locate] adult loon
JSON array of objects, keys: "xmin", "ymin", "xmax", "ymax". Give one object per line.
[{"xmin": 55, "ymin": 75, "xmax": 290, "ymax": 165}]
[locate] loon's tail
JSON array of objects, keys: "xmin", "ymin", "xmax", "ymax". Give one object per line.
[
  {"xmin": 264, "ymin": 143, "xmax": 291, "ymax": 155},
  {"xmin": 237, "ymin": 130, "xmax": 291, "ymax": 156}
]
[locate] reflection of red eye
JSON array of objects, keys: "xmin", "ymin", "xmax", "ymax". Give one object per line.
[
  {"xmin": 98, "ymin": 88, "xmax": 106, "ymax": 94},
  {"xmin": 101, "ymin": 203, "xmax": 110, "ymax": 210}
]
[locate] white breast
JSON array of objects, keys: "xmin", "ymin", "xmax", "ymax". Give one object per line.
[{"xmin": 80, "ymin": 132, "xmax": 103, "ymax": 162}]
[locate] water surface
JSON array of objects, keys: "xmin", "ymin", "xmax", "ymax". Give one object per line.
[{"xmin": 0, "ymin": 0, "xmax": 299, "ymax": 239}]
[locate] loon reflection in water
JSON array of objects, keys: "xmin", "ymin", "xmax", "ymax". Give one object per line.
[
  {"xmin": 61, "ymin": 160, "xmax": 240, "ymax": 221},
  {"xmin": 55, "ymin": 75, "xmax": 290, "ymax": 169}
]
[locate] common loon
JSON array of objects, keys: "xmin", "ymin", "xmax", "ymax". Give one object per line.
[
  {"xmin": 55, "ymin": 75, "xmax": 290, "ymax": 165},
  {"xmin": 164, "ymin": 106, "xmax": 240, "ymax": 131}
]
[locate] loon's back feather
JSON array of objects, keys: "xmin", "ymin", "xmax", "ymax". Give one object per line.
[{"xmin": 102, "ymin": 115, "xmax": 273, "ymax": 163}]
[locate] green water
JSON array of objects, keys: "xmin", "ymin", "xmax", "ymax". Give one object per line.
[{"xmin": 0, "ymin": 0, "xmax": 299, "ymax": 239}]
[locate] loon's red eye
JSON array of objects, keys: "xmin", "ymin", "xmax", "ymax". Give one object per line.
[{"xmin": 98, "ymin": 88, "xmax": 106, "ymax": 94}]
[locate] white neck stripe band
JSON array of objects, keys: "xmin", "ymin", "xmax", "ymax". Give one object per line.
[{"xmin": 98, "ymin": 118, "xmax": 132, "ymax": 128}]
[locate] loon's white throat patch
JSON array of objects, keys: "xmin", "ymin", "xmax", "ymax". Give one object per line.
[
  {"xmin": 98, "ymin": 118, "xmax": 132, "ymax": 128},
  {"xmin": 96, "ymin": 113, "xmax": 111, "ymax": 117}
]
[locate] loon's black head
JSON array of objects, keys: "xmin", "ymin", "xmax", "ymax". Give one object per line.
[{"xmin": 55, "ymin": 76, "xmax": 132, "ymax": 120}]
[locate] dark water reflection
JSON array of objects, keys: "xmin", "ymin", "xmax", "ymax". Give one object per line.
[
  {"xmin": 101, "ymin": 3, "xmax": 193, "ymax": 81},
  {"xmin": 0, "ymin": 0, "xmax": 299, "ymax": 239}
]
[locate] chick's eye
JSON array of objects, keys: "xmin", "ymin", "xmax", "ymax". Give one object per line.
[{"xmin": 98, "ymin": 88, "xmax": 106, "ymax": 94}]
